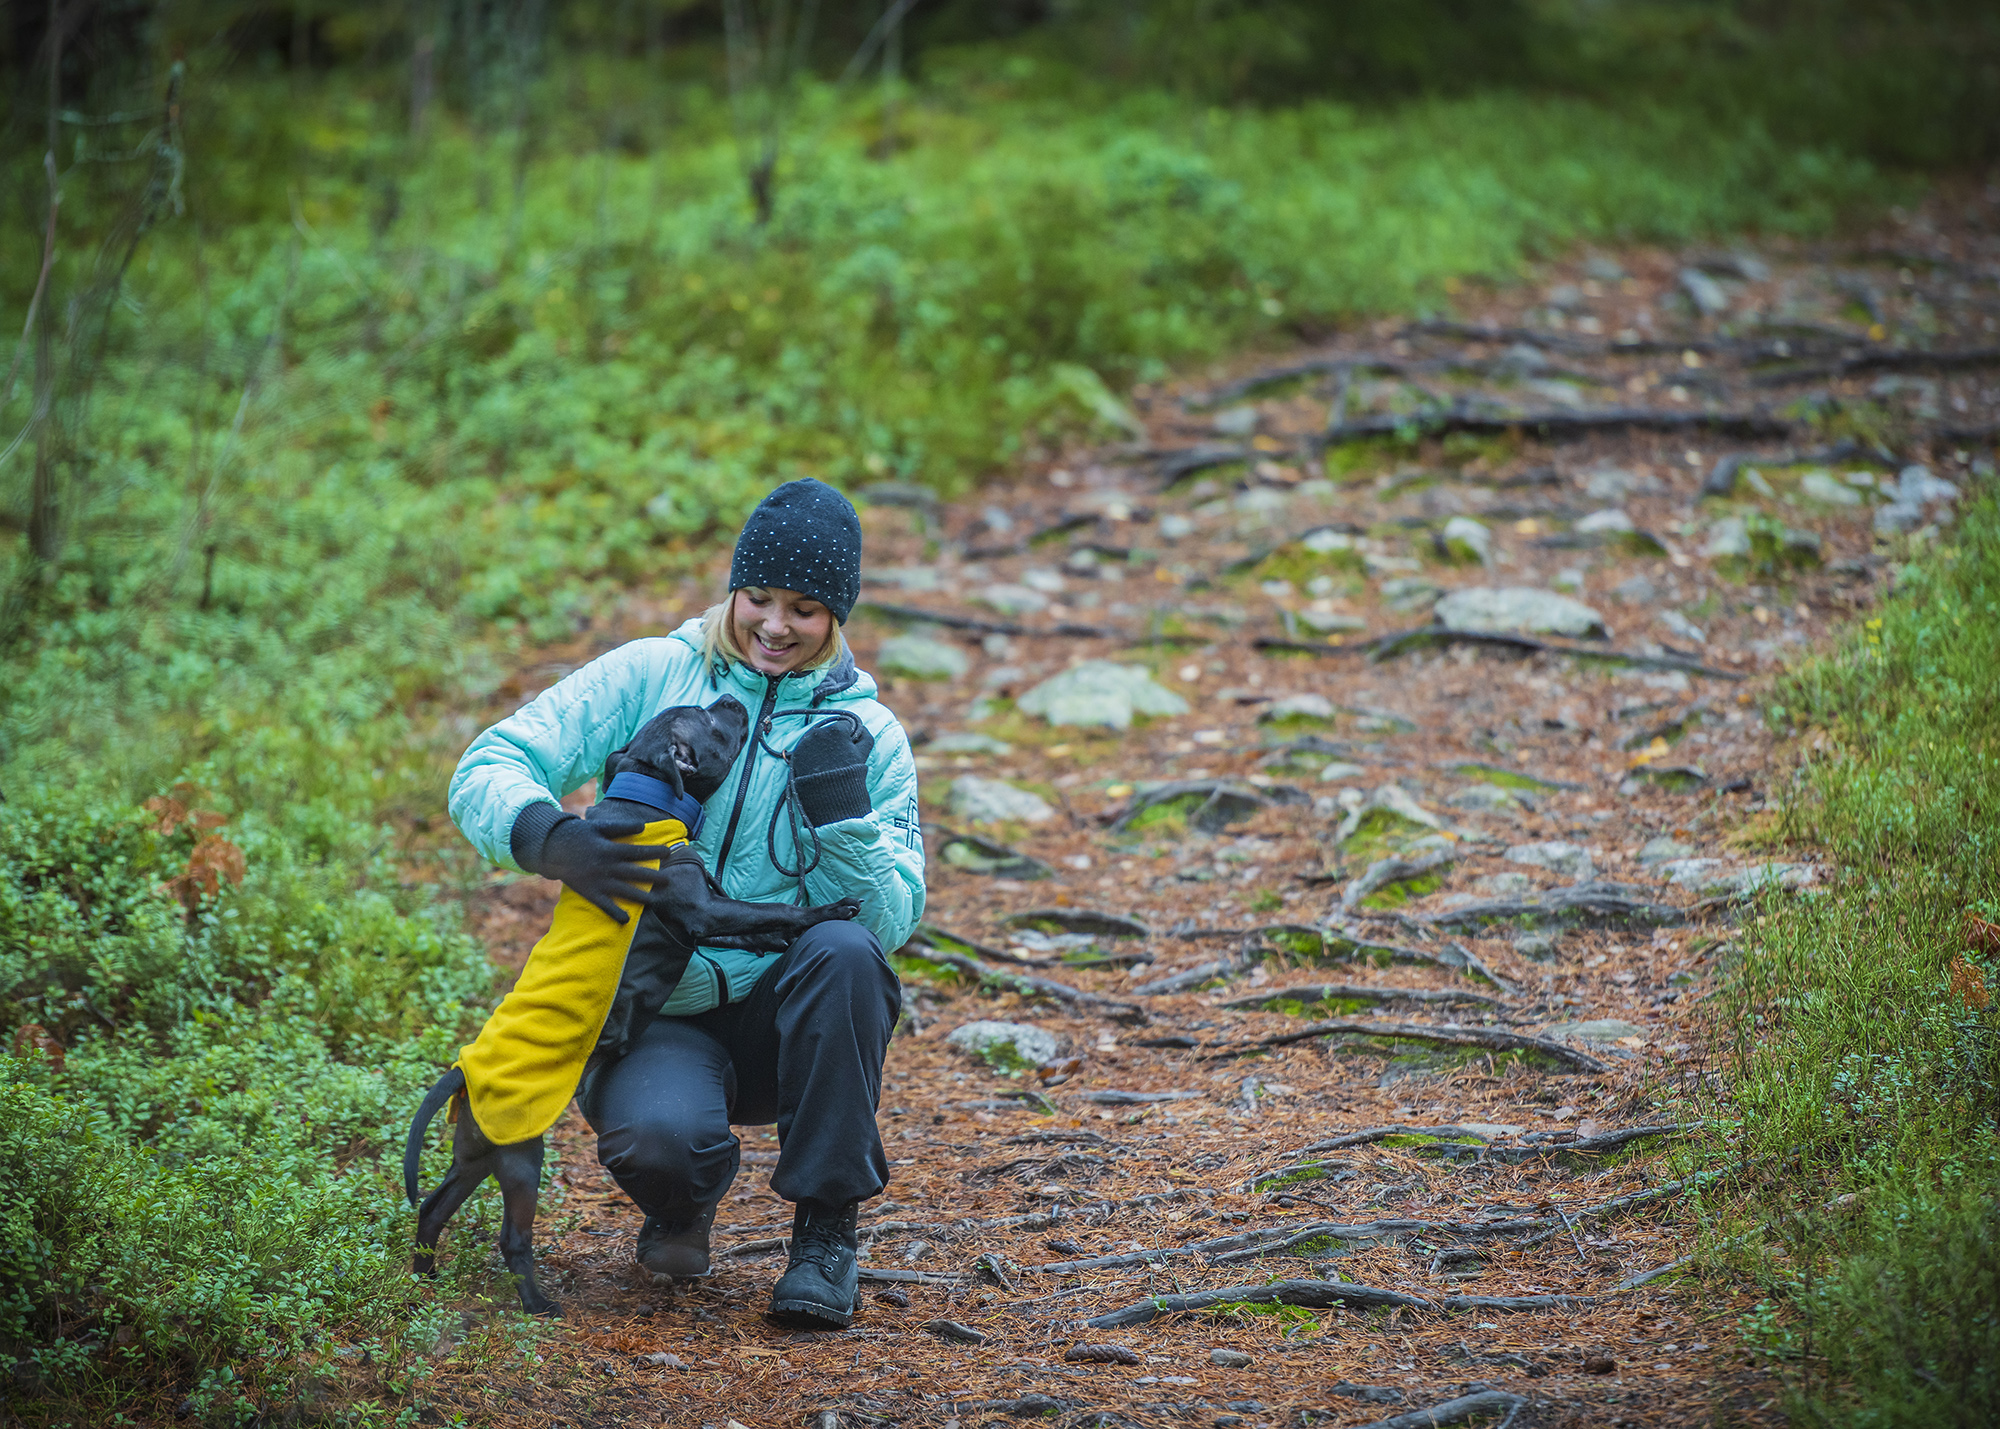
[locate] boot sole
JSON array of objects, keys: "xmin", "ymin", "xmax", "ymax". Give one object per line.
[{"xmin": 768, "ymin": 1295, "xmax": 857, "ymax": 1329}]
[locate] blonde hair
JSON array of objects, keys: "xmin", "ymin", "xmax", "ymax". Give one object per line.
[{"xmin": 699, "ymin": 590, "xmax": 846, "ymax": 673}]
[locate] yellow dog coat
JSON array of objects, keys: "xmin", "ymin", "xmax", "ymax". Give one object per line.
[{"xmin": 456, "ymin": 816, "xmax": 690, "ymax": 1145}]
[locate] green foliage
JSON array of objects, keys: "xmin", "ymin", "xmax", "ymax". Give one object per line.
[
  {"xmin": 1720, "ymin": 491, "xmax": 2000, "ymax": 1424},
  {"xmin": 0, "ymin": 787, "xmax": 494, "ymax": 1406}
]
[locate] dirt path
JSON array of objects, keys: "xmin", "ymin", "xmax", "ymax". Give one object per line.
[{"xmin": 417, "ymin": 191, "xmax": 1999, "ymax": 1428}]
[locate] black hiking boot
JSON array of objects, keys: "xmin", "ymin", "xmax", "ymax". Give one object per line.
[
  {"xmin": 768, "ymin": 1199, "xmax": 860, "ymax": 1328},
  {"xmin": 636, "ymin": 1201, "xmax": 718, "ymax": 1279}
]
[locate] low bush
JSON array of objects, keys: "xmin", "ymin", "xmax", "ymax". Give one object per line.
[{"xmin": 1719, "ymin": 491, "xmax": 2000, "ymax": 1425}]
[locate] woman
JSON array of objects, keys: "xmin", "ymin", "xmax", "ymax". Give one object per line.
[{"xmin": 448, "ymin": 478, "xmax": 922, "ymax": 1328}]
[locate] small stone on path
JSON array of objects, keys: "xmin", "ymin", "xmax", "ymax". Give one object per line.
[
  {"xmin": 948, "ymin": 775, "xmax": 1054, "ymax": 824},
  {"xmin": 1017, "ymin": 660, "xmax": 1189, "ymax": 729},
  {"xmin": 1505, "ymin": 840, "xmax": 1596, "ymax": 882},
  {"xmin": 946, "ymin": 1021, "xmax": 1059, "ymax": 1065},
  {"xmin": 879, "ymin": 631, "xmax": 969, "ymax": 680},
  {"xmin": 1211, "ymin": 1348, "xmax": 1253, "ymax": 1368},
  {"xmin": 929, "ymin": 731, "xmax": 1012, "ymax": 755},
  {"xmin": 1434, "ymin": 587, "xmax": 1608, "ymax": 639},
  {"xmin": 1543, "ymin": 1019, "xmax": 1646, "ymax": 1043},
  {"xmin": 1636, "ymin": 836, "xmax": 1694, "ymax": 867}
]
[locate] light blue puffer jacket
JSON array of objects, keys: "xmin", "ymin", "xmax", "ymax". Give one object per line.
[{"xmin": 448, "ymin": 617, "xmax": 924, "ymax": 1016}]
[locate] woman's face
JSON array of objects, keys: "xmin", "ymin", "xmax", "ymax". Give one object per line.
[{"xmin": 731, "ymin": 586, "xmax": 834, "ymax": 676}]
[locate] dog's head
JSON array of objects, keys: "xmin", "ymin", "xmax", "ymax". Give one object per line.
[{"xmin": 602, "ymin": 696, "xmax": 750, "ymax": 805}]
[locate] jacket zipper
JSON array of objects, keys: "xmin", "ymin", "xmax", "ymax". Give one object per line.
[{"xmin": 712, "ymin": 673, "xmax": 782, "ymax": 878}]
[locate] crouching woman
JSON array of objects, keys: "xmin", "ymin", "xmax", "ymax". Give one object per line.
[{"xmin": 446, "ymin": 479, "xmax": 923, "ymax": 1327}]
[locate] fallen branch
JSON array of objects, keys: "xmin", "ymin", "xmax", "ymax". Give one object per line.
[
  {"xmin": 1700, "ymin": 437, "xmax": 1898, "ymax": 496},
  {"xmin": 1220, "ymin": 984, "xmax": 1506, "ymax": 1012},
  {"xmin": 1254, "ymin": 1019, "xmax": 1608, "ymax": 1073},
  {"xmin": 1157, "ymin": 443, "xmax": 1254, "ymax": 485},
  {"xmin": 1748, "ymin": 344, "xmax": 2000, "ymax": 386},
  {"xmin": 1313, "ymin": 405, "xmax": 1792, "ymax": 451},
  {"xmin": 1287, "ymin": 1124, "xmax": 1507, "ymax": 1155},
  {"xmin": 860, "ymin": 1267, "xmax": 967, "ymax": 1287},
  {"xmin": 1363, "ymin": 628, "xmax": 1745, "ymax": 681},
  {"xmin": 906, "ymin": 947, "xmax": 1147, "ymax": 1022},
  {"xmin": 1083, "ymin": 1277, "xmax": 1434, "ymax": 1329},
  {"xmin": 1348, "ymin": 1390, "xmax": 1528, "ymax": 1429},
  {"xmin": 854, "ymin": 599, "xmax": 1117, "ymax": 640},
  {"xmin": 1422, "ymin": 882, "xmax": 1688, "ymax": 933}
]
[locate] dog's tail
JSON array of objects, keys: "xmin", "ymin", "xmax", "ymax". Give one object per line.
[{"xmin": 404, "ymin": 1065, "xmax": 467, "ymax": 1207}]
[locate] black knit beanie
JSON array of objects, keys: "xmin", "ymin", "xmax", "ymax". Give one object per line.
[{"xmin": 727, "ymin": 478, "xmax": 863, "ymax": 624}]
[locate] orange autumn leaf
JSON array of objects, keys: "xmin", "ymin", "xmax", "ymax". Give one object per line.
[{"xmin": 1948, "ymin": 955, "xmax": 1990, "ymax": 1012}]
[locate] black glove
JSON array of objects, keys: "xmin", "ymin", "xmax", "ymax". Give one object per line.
[
  {"xmin": 509, "ymin": 803, "xmax": 677, "ymax": 924},
  {"xmin": 789, "ymin": 716, "xmax": 875, "ymax": 827}
]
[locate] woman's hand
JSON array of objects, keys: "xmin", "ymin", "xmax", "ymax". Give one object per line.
[
  {"xmin": 518, "ymin": 811, "xmax": 679, "ymax": 924},
  {"xmin": 790, "ymin": 717, "xmax": 876, "ymax": 826}
]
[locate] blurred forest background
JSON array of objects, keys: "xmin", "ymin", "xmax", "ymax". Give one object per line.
[{"xmin": 0, "ymin": 0, "xmax": 1995, "ymax": 1421}]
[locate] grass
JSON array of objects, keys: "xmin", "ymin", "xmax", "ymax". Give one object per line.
[{"xmin": 1712, "ymin": 490, "xmax": 2000, "ymax": 1425}]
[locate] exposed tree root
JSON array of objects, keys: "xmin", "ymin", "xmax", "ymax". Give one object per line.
[
  {"xmin": 1348, "ymin": 1390, "xmax": 1529, "ymax": 1429},
  {"xmin": 1220, "ymin": 984, "xmax": 1507, "ymax": 1012},
  {"xmin": 1084, "ymin": 1277, "xmax": 1435, "ymax": 1329},
  {"xmin": 1314, "ymin": 405, "xmax": 1792, "ymax": 451},
  {"xmin": 1252, "ymin": 1019, "xmax": 1609, "ymax": 1073}
]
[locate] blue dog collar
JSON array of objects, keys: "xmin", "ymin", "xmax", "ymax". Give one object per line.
[{"xmin": 604, "ymin": 772, "xmax": 706, "ymax": 840}]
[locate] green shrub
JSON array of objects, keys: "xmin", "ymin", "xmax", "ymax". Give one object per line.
[{"xmin": 1720, "ymin": 490, "xmax": 2000, "ymax": 1424}]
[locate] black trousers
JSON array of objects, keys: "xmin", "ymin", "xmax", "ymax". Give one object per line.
[{"xmin": 578, "ymin": 920, "xmax": 901, "ymax": 1218}]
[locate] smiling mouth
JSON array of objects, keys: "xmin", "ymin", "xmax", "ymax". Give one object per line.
[{"xmin": 753, "ymin": 633, "xmax": 795, "ymax": 655}]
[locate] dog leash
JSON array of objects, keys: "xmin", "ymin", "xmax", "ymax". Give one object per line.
[{"xmin": 756, "ymin": 709, "xmax": 867, "ymax": 905}]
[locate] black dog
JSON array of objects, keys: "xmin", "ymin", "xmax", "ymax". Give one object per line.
[{"xmin": 404, "ymin": 697, "xmax": 862, "ymax": 1316}]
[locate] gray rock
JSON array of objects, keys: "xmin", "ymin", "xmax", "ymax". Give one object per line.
[
  {"xmin": 976, "ymin": 584, "xmax": 1049, "ymax": 617},
  {"xmin": 1656, "ymin": 857, "xmax": 1726, "ymax": 888},
  {"xmin": 1474, "ymin": 871, "xmax": 1536, "ymax": 896},
  {"xmin": 1512, "ymin": 931, "xmax": 1560, "ymax": 962},
  {"xmin": 1212, "ymin": 405, "xmax": 1261, "ymax": 437},
  {"xmin": 1021, "ymin": 566, "xmax": 1069, "ymax": 595},
  {"xmin": 641, "ymin": 1351, "xmax": 687, "ymax": 1368},
  {"xmin": 1636, "ymin": 836, "xmax": 1694, "ymax": 868},
  {"xmin": 1017, "ymin": 660, "xmax": 1189, "ymax": 730},
  {"xmin": 1438, "ymin": 516, "xmax": 1491, "ymax": 565},
  {"xmin": 1799, "ymin": 470, "xmax": 1862, "ymax": 506},
  {"xmin": 928, "ymin": 731, "xmax": 1013, "ymax": 755},
  {"xmin": 947, "ymin": 775, "xmax": 1055, "ymax": 825},
  {"xmin": 1701, "ymin": 518, "xmax": 1751, "ymax": 560},
  {"xmin": 1434, "ymin": 587, "xmax": 1608, "ymax": 639},
  {"xmin": 1211, "ymin": 1349, "xmax": 1254, "ymax": 1369},
  {"xmin": 1576, "ymin": 508, "xmax": 1636, "ymax": 535},
  {"xmin": 1679, "ymin": 268, "xmax": 1729, "ymax": 316},
  {"xmin": 1260, "ymin": 693, "xmax": 1335, "ymax": 724},
  {"xmin": 1449, "ymin": 785, "xmax": 1519, "ymax": 812},
  {"xmin": 1542, "ymin": 1019, "xmax": 1646, "ymax": 1043},
  {"xmin": 1298, "ymin": 608, "xmax": 1369, "ymax": 633},
  {"xmin": 878, "ymin": 631, "xmax": 970, "ymax": 681},
  {"xmin": 1159, "ymin": 513, "xmax": 1195, "ymax": 542},
  {"xmin": 870, "ymin": 565, "xmax": 943, "ymax": 592},
  {"xmin": 1316, "ymin": 761, "xmax": 1370, "ymax": 783},
  {"xmin": 1505, "ymin": 840, "xmax": 1596, "ymax": 883},
  {"xmin": 1874, "ymin": 502, "xmax": 1926, "ymax": 536},
  {"xmin": 946, "ymin": 1020, "xmax": 1059, "ymax": 1065},
  {"xmin": 1613, "ymin": 575, "xmax": 1658, "ymax": 606},
  {"xmin": 1380, "ymin": 577, "xmax": 1443, "ymax": 613},
  {"xmin": 1584, "ymin": 465, "xmax": 1640, "ymax": 501},
  {"xmin": 1657, "ymin": 611, "xmax": 1706, "ymax": 646},
  {"xmin": 1897, "ymin": 464, "xmax": 1959, "ymax": 505},
  {"xmin": 1583, "ymin": 255, "xmax": 1626, "ymax": 283}
]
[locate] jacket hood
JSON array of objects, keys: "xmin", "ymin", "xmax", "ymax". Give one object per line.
[{"xmin": 665, "ymin": 616, "xmax": 876, "ymax": 707}]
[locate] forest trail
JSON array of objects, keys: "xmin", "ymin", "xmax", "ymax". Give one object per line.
[{"xmin": 420, "ymin": 192, "xmax": 1999, "ymax": 1429}]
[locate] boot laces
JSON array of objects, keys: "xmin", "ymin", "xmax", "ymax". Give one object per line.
[{"xmin": 792, "ymin": 1214, "xmax": 852, "ymax": 1274}]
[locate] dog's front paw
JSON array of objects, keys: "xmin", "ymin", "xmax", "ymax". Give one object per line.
[{"xmin": 820, "ymin": 897, "xmax": 863, "ymax": 921}]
